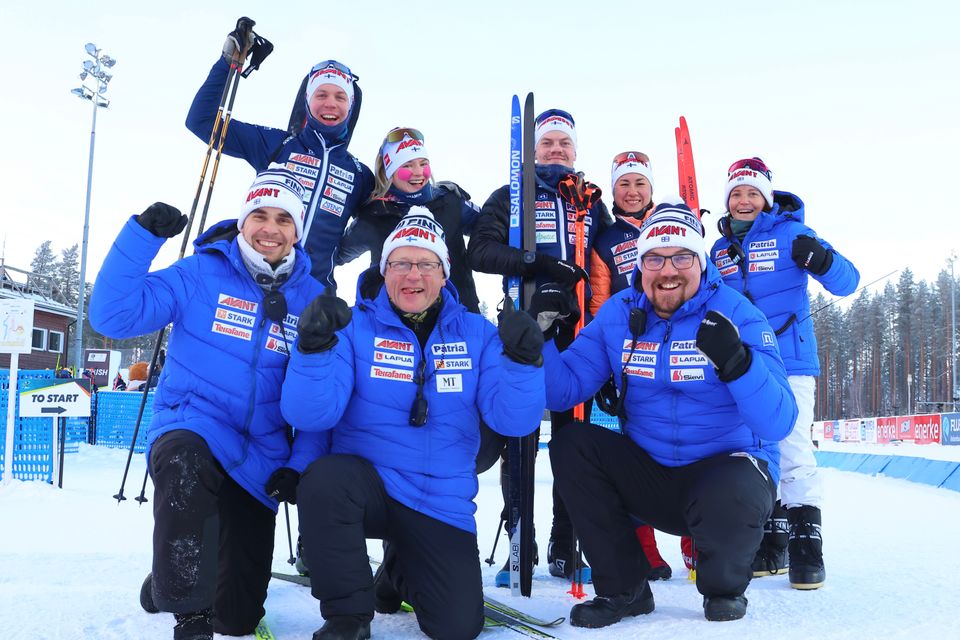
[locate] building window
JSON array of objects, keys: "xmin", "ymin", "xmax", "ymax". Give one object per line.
[
  {"xmin": 32, "ymin": 328, "xmax": 47, "ymax": 350},
  {"xmin": 48, "ymin": 330, "xmax": 64, "ymax": 353}
]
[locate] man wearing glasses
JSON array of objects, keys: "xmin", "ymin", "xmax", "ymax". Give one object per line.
[
  {"xmin": 529, "ymin": 199, "xmax": 797, "ymax": 625},
  {"xmin": 89, "ymin": 168, "xmax": 325, "ymax": 640},
  {"xmin": 187, "ymin": 19, "xmax": 374, "ymax": 290},
  {"xmin": 279, "ymin": 207, "xmax": 546, "ymax": 640}
]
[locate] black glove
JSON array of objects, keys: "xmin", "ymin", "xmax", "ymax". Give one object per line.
[
  {"xmin": 528, "ymin": 283, "xmax": 580, "ymax": 339},
  {"xmin": 498, "ymin": 296, "xmax": 544, "ymax": 366},
  {"xmin": 222, "ymin": 16, "xmax": 255, "ymax": 62},
  {"xmin": 265, "ymin": 467, "xmax": 300, "ymax": 504},
  {"xmin": 297, "ymin": 292, "xmax": 352, "ymax": 354},
  {"xmin": 136, "ymin": 203, "xmax": 187, "ymax": 239},
  {"xmin": 527, "ymin": 253, "xmax": 587, "ymax": 287},
  {"xmin": 696, "ymin": 310, "xmax": 752, "ymax": 382},
  {"xmin": 791, "ymin": 234, "xmax": 833, "ymax": 276}
]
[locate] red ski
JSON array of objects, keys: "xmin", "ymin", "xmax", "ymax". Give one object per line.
[{"xmin": 675, "ymin": 116, "xmax": 701, "ymax": 219}]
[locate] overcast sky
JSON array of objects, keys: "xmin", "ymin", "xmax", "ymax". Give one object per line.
[{"xmin": 2, "ymin": 1, "xmax": 957, "ymax": 309}]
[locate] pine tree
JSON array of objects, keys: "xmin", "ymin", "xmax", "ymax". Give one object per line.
[{"xmin": 56, "ymin": 244, "xmax": 80, "ymax": 306}]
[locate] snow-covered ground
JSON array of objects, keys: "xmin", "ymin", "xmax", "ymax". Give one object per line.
[{"xmin": 2, "ymin": 440, "xmax": 959, "ymax": 640}]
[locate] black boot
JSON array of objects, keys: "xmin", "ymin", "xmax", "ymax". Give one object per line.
[
  {"xmin": 295, "ymin": 535, "xmax": 310, "ymax": 576},
  {"xmin": 173, "ymin": 609, "xmax": 213, "ymax": 640},
  {"xmin": 139, "ymin": 572, "xmax": 159, "ymax": 614},
  {"xmin": 787, "ymin": 505, "xmax": 825, "ymax": 590},
  {"xmin": 373, "ymin": 560, "xmax": 402, "ymax": 614},
  {"xmin": 703, "ymin": 595, "xmax": 747, "ymax": 621},
  {"xmin": 312, "ymin": 616, "xmax": 372, "ymax": 640},
  {"xmin": 569, "ymin": 581, "xmax": 654, "ymax": 628},
  {"xmin": 547, "ymin": 539, "xmax": 590, "ymax": 582},
  {"xmin": 751, "ymin": 501, "xmax": 789, "ymax": 577}
]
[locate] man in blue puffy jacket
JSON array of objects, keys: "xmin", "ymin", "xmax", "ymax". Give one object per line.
[
  {"xmin": 531, "ymin": 200, "xmax": 798, "ymax": 626},
  {"xmin": 186, "ymin": 18, "xmax": 374, "ymax": 289},
  {"xmin": 89, "ymin": 168, "xmax": 324, "ymax": 640},
  {"xmin": 712, "ymin": 157, "xmax": 860, "ymax": 589},
  {"xmin": 279, "ymin": 207, "xmax": 546, "ymax": 640}
]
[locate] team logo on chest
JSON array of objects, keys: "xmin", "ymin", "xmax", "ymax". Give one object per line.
[
  {"xmin": 211, "ymin": 293, "xmax": 259, "ymax": 341},
  {"xmin": 622, "ymin": 339, "xmax": 658, "ymax": 378},
  {"xmin": 669, "ymin": 340, "xmax": 704, "ymax": 382}
]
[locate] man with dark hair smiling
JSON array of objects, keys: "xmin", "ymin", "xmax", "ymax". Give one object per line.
[{"xmin": 89, "ymin": 168, "xmax": 324, "ymax": 640}]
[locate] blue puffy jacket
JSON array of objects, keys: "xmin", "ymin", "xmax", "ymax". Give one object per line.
[
  {"xmin": 89, "ymin": 217, "xmax": 325, "ymax": 510},
  {"xmin": 542, "ymin": 262, "xmax": 797, "ymax": 484},
  {"xmin": 186, "ymin": 58, "xmax": 375, "ymax": 289},
  {"xmin": 281, "ymin": 274, "xmax": 545, "ymax": 533},
  {"xmin": 710, "ymin": 191, "xmax": 860, "ymax": 376}
]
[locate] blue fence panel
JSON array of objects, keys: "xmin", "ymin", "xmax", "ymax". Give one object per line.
[
  {"xmin": 94, "ymin": 390, "xmax": 154, "ymax": 453},
  {"xmin": 0, "ymin": 370, "xmax": 93, "ymax": 482},
  {"xmin": 591, "ymin": 401, "xmax": 621, "ymax": 432}
]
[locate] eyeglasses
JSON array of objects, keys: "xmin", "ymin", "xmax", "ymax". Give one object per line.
[
  {"xmin": 612, "ymin": 151, "xmax": 651, "ymax": 169},
  {"xmin": 409, "ymin": 359, "xmax": 428, "ymax": 426},
  {"xmin": 641, "ymin": 252, "xmax": 697, "ymax": 271},
  {"xmin": 384, "ymin": 127, "xmax": 425, "ymax": 144},
  {"xmin": 536, "ymin": 108, "xmax": 575, "ymax": 126},
  {"xmin": 386, "ymin": 261, "xmax": 442, "ymax": 275},
  {"xmin": 309, "ymin": 59, "xmax": 354, "ymax": 79},
  {"xmin": 727, "ymin": 157, "xmax": 771, "ymax": 179}
]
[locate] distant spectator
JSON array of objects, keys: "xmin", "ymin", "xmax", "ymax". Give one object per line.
[
  {"xmin": 113, "ymin": 372, "xmax": 127, "ymax": 391},
  {"xmin": 127, "ymin": 362, "xmax": 149, "ymax": 392}
]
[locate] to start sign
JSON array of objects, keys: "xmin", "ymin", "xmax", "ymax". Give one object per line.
[{"xmin": 19, "ymin": 379, "xmax": 92, "ymax": 418}]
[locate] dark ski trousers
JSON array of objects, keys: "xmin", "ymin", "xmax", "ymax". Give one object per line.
[
  {"xmin": 149, "ymin": 430, "xmax": 276, "ymax": 635},
  {"xmin": 550, "ymin": 425, "xmax": 775, "ymax": 598},
  {"xmin": 474, "ymin": 323, "xmax": 589, "ymax": 546},
  {"xmin": 298, "ymin": 454, "xmax": 484, "ymax": 640}
]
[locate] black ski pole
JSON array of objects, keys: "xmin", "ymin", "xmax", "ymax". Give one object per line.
[
  {"xmin": 113, "ymin": 336, "xmax": 164, "ymax": 502},
  {"xmin": 179, "ymin": 54, "xmax": 241, "ymax": 252},
  {"xmin": 195, "ymin": 25, "xmax": 272, "ymax": 235},
  {"xmin": 484, "ymin": 517, "xmax": 505, "ymax": 566},
  {"xmin": 284, "ymin": 503, "xmax": 296, "ymax": 565},
  {"xmin": 179, "ymin": 16, "xmax": 257, "ymax": 246}
]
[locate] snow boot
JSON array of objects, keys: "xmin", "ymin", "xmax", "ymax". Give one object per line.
[
  {"xmin": 751, "ymin": 501, "xmax": 789, "ymax": 577},
  {"xmin": 140, "ymin": 572, "xmax": 159, "ymax": 614},
  {"xmin": 173, "ymin": 609, "xmax": 213, "ymax": 640},
  {"xmin": 569, "ymin": 581, "xmax": 654, "ymax": 628},
  {"xmin": 547, "ymin": 539, "xmax": 591, "ymax": 583},
  {"xmin": 295, "ymin": 535, "xmax": 309, "ymax": 576},
  {"xmin": 373, "ymin": 559, "xmax": 402, "ymax": 614},
  {"xmin": 787, "ymin": 505, "xmax": 825, "ymax": 590},
  {"xmin": 312, "ymin": 615, "xmax": 372, "ymax": 640},
  {"xmin": 635, "ymin": 525, "xmax": 672, "ymax": 580},
  {"xmin": 703, "ymin": 595, "xmax": 747, "ymax": 621}
]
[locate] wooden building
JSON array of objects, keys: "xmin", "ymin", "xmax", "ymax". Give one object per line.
[{"xmin": 0, "ymin": 262, "xmax": 75, "ymax": 371}]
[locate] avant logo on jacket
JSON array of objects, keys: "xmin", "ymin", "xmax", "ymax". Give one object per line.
[
  {"xmin": 212, "ymin": 293, "xmax": 259, "ymax": 341},
  {"xmin": 370, "ymin": 336, "xmax": 416, "ymax": 382},
  {"xmin": 622, "ymin": 339, "xmax": 658, "ymax": 378}
]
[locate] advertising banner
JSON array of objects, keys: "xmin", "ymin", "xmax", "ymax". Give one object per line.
[{"xmin": 941, "ymin": 413, "xmax": 960, "ymax": 445}]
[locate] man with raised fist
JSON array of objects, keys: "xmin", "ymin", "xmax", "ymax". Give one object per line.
[
  {"xmin": 532, "ymin": 199, "xmax": 797, "ymax": 626},
  {"xmin": 89, "ymin": 168, "xmax": 324, "ymax": 640}
]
